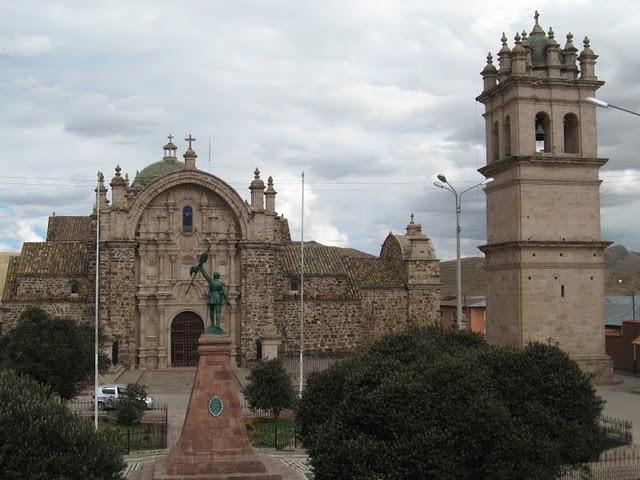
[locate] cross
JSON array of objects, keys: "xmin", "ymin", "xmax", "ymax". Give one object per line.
[
  {"xmin": 167, "ymin": 133, "xmax": 174, "ymax": 143},
  {"xmin": 410, "ymin": 213, "xmax": 415, "ymax": 223},
  {"xmin": 185, "ymin": 134, "xmax": 196, "ymax": 149},
  {"xmin": 534, "ymin": 10, "xmax": 539, "ymax": 25}
]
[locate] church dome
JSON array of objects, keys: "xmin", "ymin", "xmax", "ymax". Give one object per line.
[{"xmin": 132, "ymin": 158, "xmax": 185, "ymax": 187}]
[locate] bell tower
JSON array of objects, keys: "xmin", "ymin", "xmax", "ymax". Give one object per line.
[{"xmin": 476, "ymin": 12, "xmax": 612, "ymax": 377}]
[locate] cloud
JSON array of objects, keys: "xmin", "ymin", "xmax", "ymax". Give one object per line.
[
  {"xmin": 0, "ymin": 34, "xmax": 52, "ymax": 56},
  {"xmin": 0, "ymin": 1, "xmax": 639, "ymax": 260}
]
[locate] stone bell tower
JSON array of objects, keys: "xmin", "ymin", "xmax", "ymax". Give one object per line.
[{"xmin": 476, "ymin": 12, "xmax": 611, "ymax": 378}]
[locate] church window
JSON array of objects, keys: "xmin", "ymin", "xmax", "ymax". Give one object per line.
[
  {"xmin": 290, "ymin": 278, "xmax": 299, "ymax": 291},
  {"xmin": 71, "ymin": 282, "xmax": 79, "ymax": 294},
  {"xmin": 535, "ymin": 112, "xmax": 551, "ymax": 153},
  {"xmin": 182, "ymin": 206, "xmax": 193, "ymax": 232},
  {"xmin": 561, "ymin": 285, "xmax": 565, "ymax": 297},
  {"xmin": 492, "ymin": 121, "xmax": 500, "ymax": 161},
  {"xmin": 503, "ymin": 116, "xmax": 512, "ymax": 156},
  {"xmin": 563, "ymin": 113, "xmax": 579, "ymax": 154}
]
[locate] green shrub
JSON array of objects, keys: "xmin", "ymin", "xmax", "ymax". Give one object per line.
[
  {"xmin": 0, "ymin": 369, "xmax": 125, "ymax": 480},
  {"xmin": 0, "ymin": 306, "xmax": 108, "ymax": 400},
  {"xmin": 243, "ymin": 358, "xmax": 296, "ymax": 418},
  {"xmin": 114, "ymin": 383, "xmax": 148, "ymax": 426},
  {"xmin": 297, "ymin": 326, "xmax": 603, "ymax": 480}
]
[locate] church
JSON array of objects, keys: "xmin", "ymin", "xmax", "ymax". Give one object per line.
[{"xmin": 1, "ymin": 136, "xmax": 440, "ymax": 368}]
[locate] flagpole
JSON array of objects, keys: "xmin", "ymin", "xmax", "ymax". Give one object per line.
[
  {"xmin": 94, "ymin": 172, "xmax": 101, "ymax": 430},
  {"xmin": 299, "ymin": 172, "xmax": 305, "ymax": 396}
]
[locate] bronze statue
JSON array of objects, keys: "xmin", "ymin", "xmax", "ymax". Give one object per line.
[{"xmin": 189, "ymin": 251, "xmax": 228, "ymax": 334}]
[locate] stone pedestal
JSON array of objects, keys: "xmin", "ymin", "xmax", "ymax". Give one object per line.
[
  {"xmin": 154, "ymin": 334, "xmax": 294, "ymax": 479},
  {"xmin": 260, "ymin": 326, "xmax": 282, "ymax": 360}
]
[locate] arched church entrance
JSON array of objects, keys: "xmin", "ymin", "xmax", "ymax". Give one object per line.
[{"xmin": 171, "ymin": 312, "xmax": 204, "ymax": 367}]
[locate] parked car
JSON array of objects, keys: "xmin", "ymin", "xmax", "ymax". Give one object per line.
[{"xmin": 92, "ymin": 384, "xmax": 154, "ymax": 410}]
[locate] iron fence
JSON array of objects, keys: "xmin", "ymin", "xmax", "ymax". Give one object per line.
[
  {"xmin": 600, "ymin": 415, "xmax": 633, "ymax": 446},
  {"xmin": 280, "ymin": 351, "xmax": 354, "ymax": 385},
  {"xmin": 69, "ymin": 400, "xmax": 168, "ymax": 454},
  {"xmin": 246, "ymin": 420, "xmax": 302, "ymax": 450},
  {"xmin": 559, "ymin": 448, "xmax": 640, "ymax": 480}
]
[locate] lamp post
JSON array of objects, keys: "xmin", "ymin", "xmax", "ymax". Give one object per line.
[
  {"xmin": 586, "ymin": 97, "xmax": 640, "ymax": 117},
  {"xmin": 434, "ymin": 175, "xmax": 493, "ymax": 330}
]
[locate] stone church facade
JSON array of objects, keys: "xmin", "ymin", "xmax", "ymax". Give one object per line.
[
  {"xmin": 2, "ymin": 138, "xmax": 440, "ymax": 368},
  {"xmin": 477, "ymin": 12, "xmax": 612, "ymax": 377}
]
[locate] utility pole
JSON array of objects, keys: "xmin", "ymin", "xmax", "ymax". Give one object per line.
[
  {"xmin": 94, "ymin": 172, "xmax": 101, "ymax": 430},
  {"xmin": 299, "ymin": 172, "xmax": 305, "ymax": 396}
]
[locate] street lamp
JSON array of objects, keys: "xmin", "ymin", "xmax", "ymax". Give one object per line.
[
  {"xmin": 585, "ymin": 97, "xmax": 640, "ymax": 117},
  {"xmin": 434, "ymin": 175, "xmax": 493, "ymax": 330}
]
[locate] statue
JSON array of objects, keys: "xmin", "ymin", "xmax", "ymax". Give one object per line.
[{"xmin": 188, "ymin": 251, "xmax": 228, "ymax": 334}]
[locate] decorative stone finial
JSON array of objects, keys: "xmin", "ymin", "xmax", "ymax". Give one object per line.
[
  {"xmin": 267, "ymin": 176, "xmax": 274, "ymax": 186},
  {"xmin": 98, "ymin": 171, "xmax": 104, "ymax": 182},
  {"xmin": 548, "ymin": 27, "xmax": 555, "ymax": 40},
  {"xmin": 564, "ymin": 32, "xmax": 576, "ymax": 51},
  {"xmin": 521, "ymin": 30, "xmax": 528, "ymax": 41},
  {"xmin": 486, "ymin": 52, "xmax": 493, "ymax": 64},
  {"xmin": 501, "ymin": 32, "xmax": 508, "ymax": 46},
  {"xmin": 406, "ymin": 213, "xmax": 421, "ymax": 236},
  {"xmin": 115, "ymin": 165, "xmax": 122, "ymax": 176},
  {"xmin": 515, "ymin": 32, "xmax": 521, "ymax": 44},
  {"xmin": 254, "ymin": 168, "xmax": 260, "ymax": 179},
  {"xmin": 584, "ymin": 36, "xmax": 590, "ymax": 49}
]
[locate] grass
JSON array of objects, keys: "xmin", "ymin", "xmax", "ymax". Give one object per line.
[
  {"xmin": 100, "ymin": 423, "xmax": 167, "ymax": 453},
  {"xmin": 247, "ymin": 418, "xmax": 299, "ymax": 449}
]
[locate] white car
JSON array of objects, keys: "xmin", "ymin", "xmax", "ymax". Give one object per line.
[{"xmin": 92, "ymin": 384, "xmax": 153, "ymax": 410}]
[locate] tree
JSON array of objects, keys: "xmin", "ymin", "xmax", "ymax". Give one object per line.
[
  {"xmin": 114, "ymin": 383, "xmax": 148, "ymax": 426},
  {"xmin": 0, "ymin": 306, "xmax": 106, "ymax": 399},
  {"xmin": 297, "ymin": 327, "xmax": 604, "ymax": 480},
  {"xmin": 243, "ymin": 358, "xmax": 295, "ymax": 418},
  {"xmin": 0, "ymin": 369, "xmax": 125, "ymax": 480}
]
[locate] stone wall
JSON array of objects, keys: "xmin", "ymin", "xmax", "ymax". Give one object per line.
[
  {"xmin": 240, "ymin": 242, "xmax": 279, "ymax": 364},
  {"xmin": 360, "ymin": 289, "xmax": 408, "ymax": 343},
  {"xmin": 98, "ymin": 241, "xmax": 137, "ymax": 367},
  {"xmin": 274, "ymin": 298, "xmax": 362, "ymax": 354},
  {"xmin": 0, "ymin": 301, "xmax": 93, "ymax": 332}
]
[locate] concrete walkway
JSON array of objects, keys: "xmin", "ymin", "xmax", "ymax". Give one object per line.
[{"xmin": 597, "ymin": 373, "xmax": 640, "ymax": 443}]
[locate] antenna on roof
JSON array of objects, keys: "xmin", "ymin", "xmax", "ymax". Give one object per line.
[{"xmin": 208, "ymin": 136, "xmax": 211, "ymax": 172}]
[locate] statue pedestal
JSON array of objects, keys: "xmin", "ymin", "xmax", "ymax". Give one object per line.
[{"xmin": 154, "ymin": 335, "xmax": 297, "ymax": 479}]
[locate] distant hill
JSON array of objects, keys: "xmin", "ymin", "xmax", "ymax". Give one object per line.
[{"xmin": 440, "ymin": 243, "xmax": 640, "ymax": 298}]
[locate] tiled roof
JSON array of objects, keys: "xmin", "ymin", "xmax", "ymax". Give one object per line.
[
  {"xmin": 282, "ymin": 243, "xmax": 405, "ymax": 290},
  {"xmin": 1, "ymin": 256, "xmax": 19, "ymax": 301},
  {"xmin": 47, "ymin": 216, "xmax": 94, "ymax": 242},
  {"xmin": 15, "ymin": 242, "xmax": 89, "ymax": 276},
  {"xmin": 344, "ymin": 257, "xmax": 405, "ymax": 289},
  {"xmin": 282, "ymin": 245, "xmax": 346, "ymax": 276}
]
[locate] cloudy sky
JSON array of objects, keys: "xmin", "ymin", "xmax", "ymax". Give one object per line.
[{"xmin": 1, "ymin": 0, "xmax": 639, "ymax": 259}]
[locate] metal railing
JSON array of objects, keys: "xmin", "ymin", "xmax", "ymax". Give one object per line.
[
  {"xmin": 559, "ymin": 448, "xmax": 640, "ymax": 480},
  {"xmin": 69, "ymin": 400, "xmax": 168, "ymax": 454}
]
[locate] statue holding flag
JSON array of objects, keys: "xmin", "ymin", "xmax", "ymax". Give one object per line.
[{"xmin": 188, "ymin": 251, "xmax": 228, "ymax": 334}]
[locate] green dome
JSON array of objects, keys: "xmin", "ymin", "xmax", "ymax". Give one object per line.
[{"xmin": 133, "ymin": 158, "xmax": 185, "ymax": 187}]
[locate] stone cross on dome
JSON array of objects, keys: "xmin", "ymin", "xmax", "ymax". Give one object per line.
[
  {"xmin": 168, "ymin": 133, "xmax": 174, "ymax": 143},
  {"xmin": 185, "ymin": 134, "xmax": 196, "ymax": 150}
]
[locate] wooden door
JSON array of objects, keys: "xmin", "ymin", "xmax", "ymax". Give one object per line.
[{"xmin": 171, "ymin": 312, "xmax": 204, "ymax": 367}]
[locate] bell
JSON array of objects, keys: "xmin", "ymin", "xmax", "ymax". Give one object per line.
[{"xmin": 535, "ymin": 122, "xmax": 545, "ymax": 141}]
